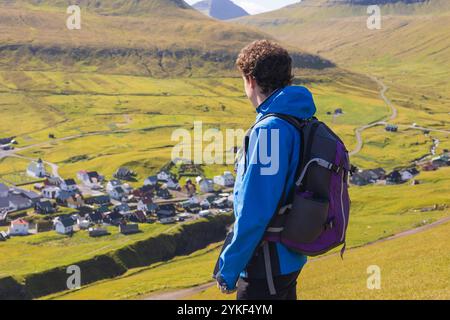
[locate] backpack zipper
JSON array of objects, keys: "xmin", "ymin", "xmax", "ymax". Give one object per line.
[{"xmin": 340, "ymin": 171, "xmax": 346, "ymax": 242}]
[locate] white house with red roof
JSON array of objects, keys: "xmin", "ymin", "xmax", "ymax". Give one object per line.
[{"xmin": 9, "ymin": 219, "xmax": 29, "ymax": 236}]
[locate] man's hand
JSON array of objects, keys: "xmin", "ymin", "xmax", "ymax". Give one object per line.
[{"xmin": 217, "ymin": 281, "xmax": 237, "ymax": 295}]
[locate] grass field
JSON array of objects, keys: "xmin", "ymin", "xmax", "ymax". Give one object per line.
[
  {"xmin": 190, "ymin": 220, "xmax": 450, "ymax": 300},
  {"xmin": 42, "ymin": 168, "xmax": 450, "ymax": 300},
  {"xmin": 0, "ymin": 222, "xmax": 172, "ymax": 278},
  {"xmin": 0, "ymin": 70, "xmax": 388, "ymax": 181}
]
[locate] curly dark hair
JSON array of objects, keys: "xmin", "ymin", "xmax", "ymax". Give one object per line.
[{"xmin": 236, "ymin": 40, "xmax": 293, "ymax": 95}]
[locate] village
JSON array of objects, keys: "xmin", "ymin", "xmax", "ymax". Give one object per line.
[
  {"xmin": 0, "ymin": 155, "xmax": 236, "ymax": 241},
  {"xmin": 0, "ymin": 131, "xmax": 449, "ymax": 242}
]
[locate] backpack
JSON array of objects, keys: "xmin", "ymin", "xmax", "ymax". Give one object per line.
[{"xmin": 245, "ymin": 113, "xmax": 351, "ymax": 258}]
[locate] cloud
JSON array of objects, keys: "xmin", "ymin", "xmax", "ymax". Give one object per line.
[
  {"xmin": 233, "ymin": 1, "xmax": 268, "ymax": 14},
  {"xmin": 185, "ymin": 0, "xmax": 302, "ymax": 15}
]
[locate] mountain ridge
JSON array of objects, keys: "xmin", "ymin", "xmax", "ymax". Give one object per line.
[
  {"xmin": 0, "ymin": 0, "xmax": 335, "ymax": 76},
  {"xmin": 193, "ymin": 0, "xmax": 249, "ymax": 20}
]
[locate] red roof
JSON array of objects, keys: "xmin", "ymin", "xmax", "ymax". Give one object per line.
[{"xmin": 12, "ymin": 219, "xmax": 28, "ymax": 225}]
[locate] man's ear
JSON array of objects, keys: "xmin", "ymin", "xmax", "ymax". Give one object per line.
[{"xmin": 247, "ymin": 76, "xmax": 257, "ymax": 89}]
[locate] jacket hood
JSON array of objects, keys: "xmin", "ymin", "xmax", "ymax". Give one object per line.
[{"xmin": 256, "ymin": 86, "xmax": 316, "ymax": 121}]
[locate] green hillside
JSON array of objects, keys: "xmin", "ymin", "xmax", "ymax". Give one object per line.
[
  {"xmin": 190, "ymin": 217, "xmax": 450, "ymax": 300},
  {"xmin": 42, "ymin": 167, "xmax": 450, "ymax": 299},
  {"xmin": 237, "ymin": 0, "xmax": 450, "ymax": 169}
]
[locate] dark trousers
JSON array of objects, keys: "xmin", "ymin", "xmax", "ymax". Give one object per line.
[{"xmin": 236, "ymin": 270, "xmax": 301, "ymax": 300}]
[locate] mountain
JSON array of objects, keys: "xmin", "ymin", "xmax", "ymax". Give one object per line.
[
  {"xmin": 237, "ymin": 0, "xmax": 450, "ymax": 67},
  {"xmin": 0, "ymin": 0, "xmax": 333, "ymax": 77},
  {"xmin": 236, "ymin": 0, "xmax": 450, "ymax": 132},
  {"xmin": 192, "ymin": 0, "xmax": 249, "ymax": 20}
]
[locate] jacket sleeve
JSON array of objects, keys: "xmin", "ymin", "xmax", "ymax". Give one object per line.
[{"xmin": 217, "ymin": 121, "xmax": 294, "ymax": 289}]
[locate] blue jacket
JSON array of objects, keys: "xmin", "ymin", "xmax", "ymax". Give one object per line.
[{"xmin": 217, "ymin": 86, "xmax": 317, "ymax": 290}]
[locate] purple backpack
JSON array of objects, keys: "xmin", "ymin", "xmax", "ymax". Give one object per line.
[{"xmin": 257, "ymin": 113, "xmax": 351, "ymax": 257}]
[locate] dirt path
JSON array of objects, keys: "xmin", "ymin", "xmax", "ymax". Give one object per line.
[
  {"xmin": 144, "ymin": 215, "xmax": 450, "ymax": 300},
  {"xmin": 349, "ymin": 76, "xmax": 397, "ymax": 156},
  {"xmin": 349, "ymin": 76, "xmax": 449, "ymax": 157}
]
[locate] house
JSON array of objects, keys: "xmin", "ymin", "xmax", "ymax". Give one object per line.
[
  {"xmin": 89, "ymin": 228, "xmax": 109, "ymax": 237},
  {"xmin": 156, "ymin": 187, "xmax": 171, "ymax": 199},
  {"xmin": 119, "ymin": 223, "xmax": 140, "ymax": 235},
  {"xmin": 213, "ymin": 171, "xmax": 235, "ymax": 187},
  {"xmin": 159, "ymin": 217, "xmax": 176, "ymax": 224},
  {"xmin": 8, "ymin": 193, "xmax": 33, "ymax": 212},
  {"xmin": 45, "ymin": 176, "xmax": 61, "ymax": 187},
  {"xmin": 157, "ymin": 170, "xmax": 172, "ymax": 182},
  {"xmin": 197, "ymin": 178, "xmax": 214, "ymax": 193},
  {"xmin": 77, "ymin": 217, "xmax": 91, "ymax": 229},
  {"xmin": 164, "ymin": 178, "xmax": 180, "ymax": 190},
  {"xmin": 0, "ymin": 198, "xmax": 9, "ymax": 212},
  {"xmin": 400, "ymin": 170, "xmax": 414, "ymax": 181},
  {"xmin": 87, "ymin": 211, "xmax": 104, "ymax": 224},
  {"xmin": 0, "ymin": 183, "xmax": 9, "ymax": 198},
  {"xmin": 9, "ymin": 219, "xmax": 29, "ymax": 236},
  {"xmin": 66, "ymin": 194, "xmax": 84, "ymax": 209},
  {"xmin": 199, "ymin": 210, "xmax": 211, "ymax": 217},
  {"xmin": 432, "ymin": 154, "xmax": 450, "ymax": 167},
  {"xmin": 16, "ymin": 189, "xmax": 41, "ymax": 204},
  {"xmin": 60, "ymin": 179, "xmax": 78, "ymax": 192},
  {"xmin": 184, "ymin": 179, "xmax": 197, "ymax": 196},
  {"xmin": 108, "ymin": 186, "xmax": 127, "ymax": 201},
  {"xmin": 0, "ymin": 209, "xmax": 8, "ymax": 222},
  {"xmin": 35, "ymin": 200, "xmax": 56, "ymax": 214},
  {"xmin": 113, "ymin": 203, "xmax": 131, "ymax": 216},
  {"xmin": 144, "ymin": 175, "xmax": 158, "ymax": 186},
  {"xmin": 114, "ymin": 167, "xmax": 135, "ymax": 181},
  {"xmin": 200, "ymin": 199, "xmax": 211, "ymax": 210},
  {"xmin": 77, "ymin": 171, "xmax": 104, "ymax": 189},
  {"xmin": 212, "ymin": 197, "xmax": 231, "ymax": 209},
  {"xmin": 104, "ymin": 211, "xmax": 123, "ymax": 225},
  {"xmin": 386, "ymin": 170, "xmax": 403, "ymax": 184},
  {"xmin": 385, "ymin": 124, "xmax": 398, "ymax": 132},
  {"xmin": 84, "ymin": 195, "xmax": 111, "ymax": 206},
  {"xmin": 130, "ymin": 210, "xmax": 147, "ymax": 223},
  {"xmin": 55, "ymin": 217, "xmax": 75, "ymax": 234},
  {"xmin": 137, "ymin": 199, "xmax": 158, "ymax": 213},
  {"xmin": 334, "ymin": 108, "xmax": 343, "ymax": 115},
  {"xmin": 350, "ymin": 168, "xmax": 386, "ymax": 186},
  {"xmin": 56, "ymin": 190, "xmax": 73, "ymax": 204},
  {"xmin": 132, "ymin": 185, "xmax": 154, "ymax": 199},
  {"xmin": 41, "ymin": 186, "xmax": 61, "ymax": 199},
  {"xmin": 26, "ymin": 158, "xmax": 46, "ymax": 178},
  {"xmin": 0, "ymin": 137, "xmax": 15, "ymax": 145},
  {"xmin": 0, "ymin": 231, "xmax": 9, "ymax": 241},
  {"xmin": 157, "ymin": 204, "xmax": 176, "ymax": 218},
  {"xmin": 95, "ymin": 205, "xmax": 110, "ymax": 216},
  {"xmin": 421, "ymin": 162, "xmax": 438, "ymax": 171},
  {"xmin": 106, "ymin": 179, "xmax": 122, "ymax": 192}
]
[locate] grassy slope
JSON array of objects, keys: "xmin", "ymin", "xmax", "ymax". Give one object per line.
[
  {"xmin": 0, "ymin": 70, "xmax": 387, "ymax": 182},
  {"xmin": 43, "ymin": 168, "xmax": 450, "ymax": 300},
  {"xmin": 191, "ymin": 219, "xmax": 450, "ymax": 300},
  {"xmin": 0, "ymin": 223, "xmax": 172, "ymax": 277},
  {"xmin": 0, "ymin": 1, "xmax": 333, "ymax": 76},
  {"xmin": 236, "ymin": 0, "xmax": 450, "ymax": 168}
]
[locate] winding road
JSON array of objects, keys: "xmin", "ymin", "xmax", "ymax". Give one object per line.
[
  {"xmin": 349, "ymin": 76, "xmax": 449, "ymax": 157},
  {"xmin": 349, "ymin": 76, "xmax": 397, "ymax": 156}
]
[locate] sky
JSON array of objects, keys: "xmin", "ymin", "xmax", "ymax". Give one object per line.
[{"xmin": 185, "ymin": 0, "xmax": 302, "ymax": 15}]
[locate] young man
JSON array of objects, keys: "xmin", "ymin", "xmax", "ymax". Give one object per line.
[{"xmin": 215, "ymin": 40, "xmax": 317, "ymax": 300}]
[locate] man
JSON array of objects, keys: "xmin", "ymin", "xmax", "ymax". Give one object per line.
[{"xmin": 215, "ymin": 40, "xmax": 317, "ymax": 300}]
